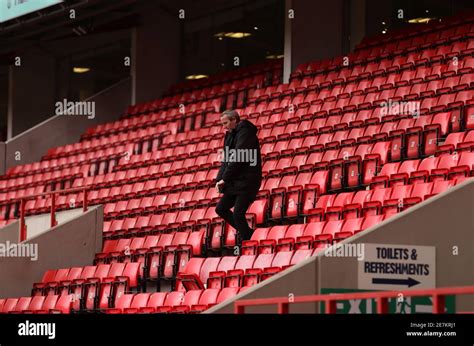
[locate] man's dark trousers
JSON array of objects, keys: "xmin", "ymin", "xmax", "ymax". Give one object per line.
[{"xmin": 215, "ymin": 193, "xmax": 256, "ymax": 241}]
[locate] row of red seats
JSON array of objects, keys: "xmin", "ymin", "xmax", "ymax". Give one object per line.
[
  {"xmin": 294, "ymin": 33, "xmax": 473, "ymax": 80},
  {"xmin": 32, "ymin": 263, "xmax": 141, "ymax": 311},
  {"xmin": 0, "ymin": 183, "xmax": 64, "ymax": 206},
  {"xmin": 100, "ymin": 203, "xmax": 263, "ymax": 244},
  {"xmin": 74, "ymin": 110, "xmax": 455, "ymax": 191},
  {"xmin": 0, "ymin": 114, "xmax": 451, "ymax": 197},
  {"xmin": 306, "ymin": 179, "xmax": 465, "ymax": 222},
  {"xmin": 49, "ymin": 112, "xmax": 218, "ymax": 163},
  {"xmin": 5, "ymin": 156, "xmax": 93, "ymax": 179},
  {"xmin": 258, "ymin": 61, "xmax": 473, "ymax": 103},
  {"xmin": 239, "ymin": 90, "xmax": 472, "ymax": 121},
  {"xmin": 112, "ymin": 116, "xmax": 398, "ymax": 173},
  {"xmin": 0, "ymin": 138, "xmax": 408, "ymax": 219},
  {"xmin": 3, "ymin": 106, "xmax": 467, "ymax": 205},
  {"xmin": 97, "ymin": 230, "xmax": 205, "ymax": 261},
  {"xmin": 256, "ymin": 111, "xmax": 466, "ymax": 150},
  {"xmin": 297, "ymin": 18, "xmax": 473, "ymax": 77},
  {"xmin": 77, "ymin": 168, "xmax": 219, "ymax": 197},
  {"xmin": 123, "ymin": 94, "xmax": 224, "ymax": 118},
  {"xmin": 0, "ymin": 288, "xmax": 241, "ymax": 314},
  {"xmin": 3, "ymin": 90, "xmax": 462, "ymax": 199},
  {"xmin": 116, "ymin": 137, "xmax": 223, "ymax": 169},
  {"xmin": 51, "ymin": 61, "xmax": 472, "ymax": 164},
  {"xmin": 102, "ymin": 207, "xmax": 221, "ymax": 236},
  {"xmin": 20, "ymin": 162, "xmax": 326, "ymax": 221},
  {"xmin": 105, "ymin": 65, "xmax": 472, "ymax": 149},
  {"xmin": 123, "ymin": 72, "xmax": 276, "ymax": 120},
  {"xmin": 3, "ymin": 127, "xmax": 221, "ymax": 181},
  {"xmin": 357, "ymin": 13, "xmax": 473, "ymax": 49},
  {"xmin": 73, "ymin": 139, "xmax": 385, "ymax": 187},
  {"xmin": 161, "ymin": 124, "xmax": 223, "ymax": 144},
  {"xmin": 114, "ymin": 148, "xmax": 219, "ymax": 173},
  {"xmin": 241, "ymin": 99, "xmax": 471, "ymax": 141},
  {"xmin": 28, "ymin": 259, "xmax": 246, "ymax": 313},
  {"xmin": 85, "ymin": 98, "xmax": 221, "ymax": 140},
  {"xmin": 262, "ymin": 153, "xmax": 471, "ymax": 221},
  {"xmin": 371, "ymin": 152, "xmax": 474, "ymax": 188},
  {"xmin": 12, "ymin": 142, "xmax": 471, "ymax": 225},
  {"xmin": 0, "ymin": 295, "xmax": 74, "ymax": 314},
  {"xmin": 48, "ymin": 124, "xmax": 173, "ymax": 159},
  {"xmin": 82, "ymin": 112, "xmax": 199, "ymax": 145},
  {"xmin": 165, "ymin": 75, "xmax": 266, "ymax": 106},
  {"xmin": 257, "ymin": 115, "xmax": 454, "ymax": 161},
  {"xmin": 6, "ymin": 170, "xmax": 243, "ymax": 220},
  {"xmin": 2, "ymin": 184, "xmax": 466, "ymax": 309},
  {"xmin": 0, "ymin": 166, "xmax": 87, "ymax": 196},
  {"xmin": 3, "ymin": 72, "xmax": 467, "ymax": 186},
  {"xmin": 176, "ymin": 249, "xmax": 316, "ymax": 291},
  {"xmin": 6, "ymin": 24, "xmax": 466, "ymax": 177},
  {"xmin": 112, "ymin": 109, "xmax": 460, "ymax": 175},
  {"xmin": 82, "ymin": 112, "xmax": 177, "ymax": 140},
  {"xmin": 4, "ymin": 133, "xmax": 468, "ymax": 222},
  {"xmin": 96, "ymin": 232, "xmax": 203, "ymax": 284},
  {"xmin": 4, "ymin": 144, "xmax": 129, "ymax": 187},
  {"xmin": 107, "ymin": 288, "xmax": 244, "ymax": 314},
  {"xmin": 240, "ymin": 217, "xmax": 386, "ymax": 255},
  {"xmin": 257, "ymin": 151, "xmax": 470, "ymax": 221},
  {"xmin": 439, "ymin": 130, "xmax": 474, "ymax": 153},
  {"xmin": 101, "ymin": 202, "xmax": 265, "ymax": 246}
]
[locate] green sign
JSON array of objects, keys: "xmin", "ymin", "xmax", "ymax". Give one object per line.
[{"xmin": 320, "ymin": 288, "xmax": 455, "ymax": 314}]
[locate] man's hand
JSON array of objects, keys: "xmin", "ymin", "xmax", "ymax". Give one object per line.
[{"xmin": 216, "ymin": 179, "xmax": 225, "ymax": 192}]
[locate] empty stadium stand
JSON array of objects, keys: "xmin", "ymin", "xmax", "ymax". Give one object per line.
[{"xmin": 0, "ymin": 11, "xmax": 473, "ymax": 314}]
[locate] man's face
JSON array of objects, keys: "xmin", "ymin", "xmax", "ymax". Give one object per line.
[{"xmin": 221, "ymin": 115, "xmax": 237, "ymax": 130}]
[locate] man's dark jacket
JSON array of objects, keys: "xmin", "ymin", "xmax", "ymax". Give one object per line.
[{"xmin": 216, "ymin": 120, "xmax": 262, "ymax": 196}]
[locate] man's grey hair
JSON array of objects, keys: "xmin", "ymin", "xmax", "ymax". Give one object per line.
[{"xmin": 221, "ymin": 109, "xmax": 240, "ymax": 122}]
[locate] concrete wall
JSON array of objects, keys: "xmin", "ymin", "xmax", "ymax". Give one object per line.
[
  {"xmin": 209, "ymin": 179, "xmax": 474, "ymax": 313},
  {"xmin": 24, "ymin": 208, "xmax": 86, "ymax": 240},
  {"xmin": 283, "ymin": 0, "xmax": 366, "ymax": 81},
  {"xmin": 2, "ymin": 77, "xmax": 131, "ymax": 173},
  {"xmin": 290, "ymin": 0, "xmax": 345, "ymax": 72},
  {"xmin": 319, "ymin": 179, "xmax": 474, "ymax": 311},
  {"xmin": 132, "ymin": 6, "xmax": 181, "ymax": 104},
  {"xmin": 0, "ymin": 220, "xmax": 19, "ymax": 244},
  {"xmin": 207, "ymin": 255, "xmax": 319, "ymax": 314},
  {"xmin": 349, "ymin": 0, "xmax": 366, "ymax": 52},
  {"xmin": 0, "ymin": 207, "xmax": 84, "ymax": 244},
  {"xmin": 0, "ymin": 205, "xmax": 103, "ymax": 299},
  {"xmin": 8, "ymin": 48, "xmax": 57, "ymax": 138}
]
